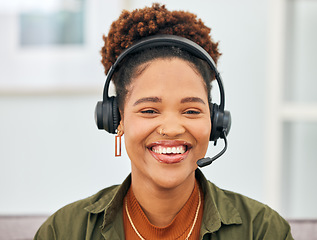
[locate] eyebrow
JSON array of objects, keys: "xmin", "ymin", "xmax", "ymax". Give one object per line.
[
  {"xmin": 133, "ymin": 97, "xmax": 162, "ymax": 106},
  {"xmin": 133, "ymin": 96, "xmax": 206, "ymax": 106},
  {"xmin": 180, "ymin": 97, "xmax": 206, "ymax": 104}
]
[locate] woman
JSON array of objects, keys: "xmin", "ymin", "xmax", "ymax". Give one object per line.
[{"xmin": 34, "ymin": 3, "xmax": 293, "ymax": 239}]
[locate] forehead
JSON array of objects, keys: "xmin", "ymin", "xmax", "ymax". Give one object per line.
[{"xmin": 126, "ymin": 58, "xmax": 208, "ymax": 103}]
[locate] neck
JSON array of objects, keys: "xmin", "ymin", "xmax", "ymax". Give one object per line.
[{"xmin": 131, "ymin": 172, "xmax": 196, "ymax": 227}]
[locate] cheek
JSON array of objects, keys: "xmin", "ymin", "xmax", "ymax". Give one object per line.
[
  {"xmin": 122, "ymin": 114, "xmax": 154, "ymax": 148},
  {"xmin": 191, "ymin": 118, "xmax": 211, "ymax": 146}
]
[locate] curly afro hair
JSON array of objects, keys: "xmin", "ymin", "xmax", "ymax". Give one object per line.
[{"xmin": 100, "ymin": 3, "xmax": 221, "ymax": 75}]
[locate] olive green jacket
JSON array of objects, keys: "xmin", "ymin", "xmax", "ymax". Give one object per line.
[{"xmin": 34, "ymin": 170, "xmax": 293, "ymax": 239}]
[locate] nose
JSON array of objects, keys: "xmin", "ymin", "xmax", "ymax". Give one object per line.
[{"xmin": 158, "ymin": 114, "xmax": 186, "ymax": 138}]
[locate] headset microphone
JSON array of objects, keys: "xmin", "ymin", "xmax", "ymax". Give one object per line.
[{"xmin": 197, "ymin": 130, "xmax": 228, "ymax": 167}]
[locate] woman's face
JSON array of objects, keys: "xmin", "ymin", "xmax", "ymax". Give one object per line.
[{"xmin": 121, "ymin": 58, "xmax": 211, "ymax": 190}]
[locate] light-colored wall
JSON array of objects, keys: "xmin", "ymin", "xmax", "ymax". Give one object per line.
[
  {"xmin": 0, "ymin": 94, "xmax": 130, "ymax": 214},
  {"xmin": 0, "ymin": 0, "xmax": 316, "ymax": 219}
]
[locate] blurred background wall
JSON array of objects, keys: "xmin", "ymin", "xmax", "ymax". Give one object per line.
[{"xmin": 0, "ymin": 0, "xmax": 316, "ymax": 219}]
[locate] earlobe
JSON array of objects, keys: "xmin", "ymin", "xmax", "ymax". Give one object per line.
[{"xmin": 117, "ymin": 120, "xmax": 124, "ymax": 134}]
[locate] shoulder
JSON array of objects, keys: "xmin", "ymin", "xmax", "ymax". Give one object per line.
[
  {"xmin": 50, "ymin": 184, "xmax": 119, "ymax": 221},
  {"xmin": 207, "ymin": 181, "xmax": 293, "ymax": 239},
  {"xmin": 211, "ymin": 181, "xmax": 283, "ymax": 221},
  {"xmin": 34, "ymin": 185, "xmax": 120, "ymax": 239}
]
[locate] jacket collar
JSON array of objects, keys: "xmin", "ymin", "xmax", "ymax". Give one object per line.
[
  {"xmin": 84, "ymin": 175, "xmax": 131, "ymax": 220},
  {"xmin": 84, "ymin": 169, "xmax": 242, "ymax": 236},
  {"xmin": 196, "ymin": 169, "xmax": 242, "ymax": 235},
  {"xmin": 84, "ymin": 176, "xmax": 131, "ymax": 239}
]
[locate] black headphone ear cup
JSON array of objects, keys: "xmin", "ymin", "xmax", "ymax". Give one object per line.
[
  {"xmin": 210, "ymin": 103, "xmax": 220, "ymax": 141},
  {"xmin": 210, "ymin": 104, "xmax": 232, "ymax": 141},
  {"xmin": 223, "ymin": 110, "xmax": 231, "ymax": 137},
  {"xmin": 95, "ymin": 101, "xmax": 104, "ymax": 130},
  {"xmin": 94, "ymin": 97, "xmax": 121, "ymax": 134},
  {"xmin": 111, "ymin": 97, "xmax": 120, "ymax": 133}
]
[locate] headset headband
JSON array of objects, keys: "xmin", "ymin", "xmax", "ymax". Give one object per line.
[{"xmin": 102, "ymin": 35, "xmax": 226, "ymax": 112}]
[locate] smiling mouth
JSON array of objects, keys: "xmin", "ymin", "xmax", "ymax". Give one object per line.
[
  {"xmin": 150, "ymin": 145, "xmax": 187, "ymax": 155},
  {"xmin": 148, "ymin": 142, "xmax": 190, "ymax": 164}
]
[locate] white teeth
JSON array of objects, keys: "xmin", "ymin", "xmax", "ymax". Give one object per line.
[
  {"xmin": 152, "ymin": 145, "xmax": 186, "ymax": 154},
  {"xmin": 172, "ymin": 147, "xmax": 176, "ymax": 153}
]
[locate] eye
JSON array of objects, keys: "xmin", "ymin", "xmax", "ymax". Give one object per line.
[
  {"xmin": 184, "ymin": 109, "xmax": 201, "ymax": 115},
  {"xmin": 140, "ymin": 109, "xmax": 158, "ymax": 114}
]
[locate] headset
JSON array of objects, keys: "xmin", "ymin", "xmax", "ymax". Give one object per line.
[{"xmin": 95, "ymin": 35, "xmax": 231, "ymax": 167}]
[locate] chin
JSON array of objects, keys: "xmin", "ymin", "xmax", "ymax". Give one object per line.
[{"xmin": 149, "ymin": 166, "xmax": 196, "ymax": 190}]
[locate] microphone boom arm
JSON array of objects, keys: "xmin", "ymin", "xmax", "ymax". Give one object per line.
[{"xmin": 197, "ymin": 131, "xmax": 228, "ymax": 168}]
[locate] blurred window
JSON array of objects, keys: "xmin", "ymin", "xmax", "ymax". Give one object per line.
[
  {"xmin": 19, "ymin": 0, "xmax": 84, "ymax": 46},
  {"xmin": 284, "ymin": 0, "xmax": 317, "ymax": 103}
]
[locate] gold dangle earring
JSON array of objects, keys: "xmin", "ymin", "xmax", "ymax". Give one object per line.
[{"xmin": 115, "ymin": 129, "xmax": 123, "ymax": 157}]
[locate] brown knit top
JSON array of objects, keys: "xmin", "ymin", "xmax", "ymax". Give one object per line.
[{"xmin": 123, "ymin": 181, "xmax": 204, "ymax": 239}]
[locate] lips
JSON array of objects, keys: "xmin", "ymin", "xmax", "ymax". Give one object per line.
[{"xmin": 147, "ymin": 141, "xmax": 191, "ymax": 164}]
